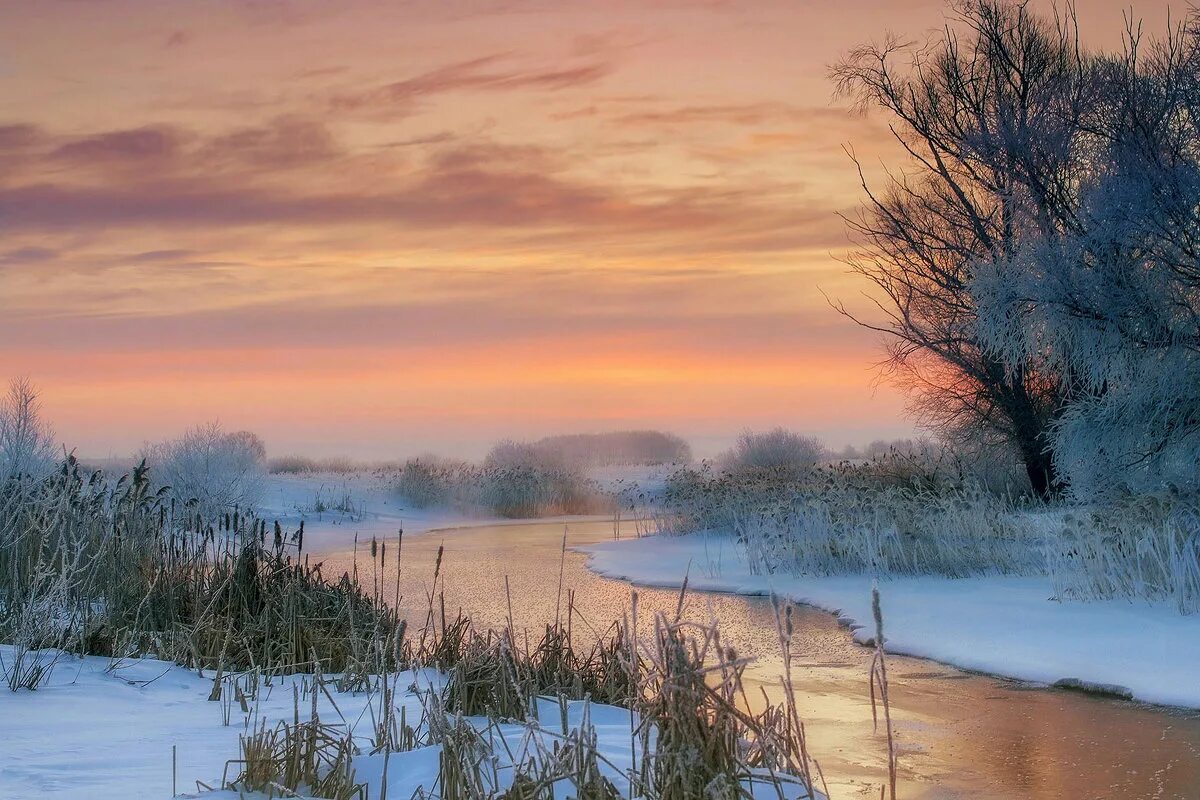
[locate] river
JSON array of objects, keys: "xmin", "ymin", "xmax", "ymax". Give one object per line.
[{"xmin": 317, "ymin": 518, "xmax": 1200, "ymax": 800}]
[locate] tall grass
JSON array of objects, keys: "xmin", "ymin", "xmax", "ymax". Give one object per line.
[
  {"xmin": 1045, "ymin": 493, "xmax": 1200, "ymax": 614},
  {"xmin": 652, "ymin": 458, "xmax": 1200, "ymax": 611},
  {"xmin": 658, "ymin": 462, "xmax": 1039, "ymax": 577},
  {"xmin": 0, "ymin": 456, "xmax": 403, "ymax": 678},
  {"xmin": 0, "ymin": 456, "xmax": 832, "ymax": 798}
]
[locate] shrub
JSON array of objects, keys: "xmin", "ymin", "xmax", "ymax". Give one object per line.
[
  {"xmin": 481, "ymin": 441, "xmax": 594, "ymax": 518},
  {"xmin": 724, "ymin": 428, "xmax": 826, "ymax": 476},
  {"xmin": 394, "ymin": 456, "xmax": 470, "ymax": 509},
  {"xmin": 144, "ymin": 422, "xmax": 266, "ymax": 517},
  {"xmin": 267, "ymin": 454, "xmax": 319, "ymax": 474},
  {"xmin": 391, "ymin": 444, "xmax": 602, "ymax": 518}
]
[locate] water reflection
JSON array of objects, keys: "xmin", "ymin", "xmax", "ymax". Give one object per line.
[{"xmin": 317, "ymin": 520, "xmax": 1200, "ymax": 799}]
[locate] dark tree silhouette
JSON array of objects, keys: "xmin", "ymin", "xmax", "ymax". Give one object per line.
[{"xmin": 831, "ymin": 0, "xmax": 1095, "ymax": 497}]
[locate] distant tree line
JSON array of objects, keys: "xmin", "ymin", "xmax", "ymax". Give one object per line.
[{"xmin": 527, "ymin": 430, "xmax": 692, "ymax": 467}]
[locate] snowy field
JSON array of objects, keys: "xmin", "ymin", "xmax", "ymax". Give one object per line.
[
  {"xmin": 258, "ymin": 470, "xmax": 615, "ymax": 555},
  {"xmin": 0, "ymin": 647, "xmax": 652, "ymax": 800},
  {"xmin": 258, "ymin": 467, "xmax": 671, "ymax": 555},
  {"xmin": 581, "ymin": 532, "xmax": 1200, "ymax": 709}
]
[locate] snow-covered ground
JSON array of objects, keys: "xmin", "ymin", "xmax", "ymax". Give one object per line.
[
  {"xmin": 0, "ymin": 646, "xmax": 650, "ymax": 800},
  {"xmin": 580, "ymin": 532, "xmax": 1200, "ymax": 709},
  {"xmin": 258, "ymin": 471, "xmax": 480, "ymax": 554},
  {"xmin": 258, "ymin": 466, "xmax": 673, "ymax": 555},
  {"xmin": 0, "ymin": 645, "xmax": 818, "ymax": 800}
]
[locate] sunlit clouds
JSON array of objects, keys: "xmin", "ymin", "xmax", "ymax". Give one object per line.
[{"xmin": 0, "ymin": 0, "xmax": 1173, "ymax": 457}]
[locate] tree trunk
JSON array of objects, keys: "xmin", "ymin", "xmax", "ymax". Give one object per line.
[{"xmin": 1019, "ymin": 438, "xmax": 1059, "ymax": 500}]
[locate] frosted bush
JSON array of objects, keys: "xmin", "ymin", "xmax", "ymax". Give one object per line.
[
  {"xmin": 724, "ymin": 429, "xmax": 826, "ymax": 476},
  {"xmin": 391, "ymin": 443, "xmax": 600, "ymax": 518},
  {"xmin": 481, "ymin": 441, "xmax": 593, "ymax": 518},
  {"xmin": 394, "ymin": 456, "xmax": 471, "ymax": 509},
  {"xmin": 0, "ymin": 378, "xmax": 56, "ymax": 481},
  {"xmin": 145, "ymin": 423, "xmax": 266, "ymax": 519}
]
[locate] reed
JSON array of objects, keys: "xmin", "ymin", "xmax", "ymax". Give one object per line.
[{"xmin": 0, "ymin": 456, "xmax": 829, "ymax": 799}]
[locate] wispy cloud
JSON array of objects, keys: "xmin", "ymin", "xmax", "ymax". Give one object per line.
[{"xmin": 331, "ymin": 54, "xmax": 613, "ymax": 111}]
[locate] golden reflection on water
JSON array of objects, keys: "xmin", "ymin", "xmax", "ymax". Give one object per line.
[{"xmin": 316, "ymin": 520, "xmax": 1200, "ymax": 800}]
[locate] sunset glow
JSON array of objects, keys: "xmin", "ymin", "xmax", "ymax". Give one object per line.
[{"xmin": 0, "ymin": 0, "xmax": 1174, "ymax": 458}]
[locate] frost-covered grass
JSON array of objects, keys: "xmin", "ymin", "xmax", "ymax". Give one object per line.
[
  {"xmin": 0, "ymin": 636, "xmax": 821, "ymax": 800},
  {"xmin": 654, "ymin": 463, "xmax": 1039, "ymax": 577},
  {"xmin": 645, "ymin": 461, "xmax": 1200, "ymax": 612},
  {"xmin": 581, "ymin": 532, "xmax": 1200, "ymax": 708},
  {"xmin": 0, "ymin": 457, "xmax": 828, "ymax": 798},
  {"xmin": 0, "ymin": 457, "xmax": 404, "ymax": 678},
  {"xmin": 1047, "ymin": 495, "xmax": 1200, "ymax": 614}
]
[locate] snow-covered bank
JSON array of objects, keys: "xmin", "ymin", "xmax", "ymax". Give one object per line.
[
  {"xmin": 0, "ymin": 648, "xmax": 638, "ymax": 800},
  {"xmin": 580, "ymin": 532, "xmax": 1200, "ymax": 709},
  {"xmin": 0, "ymin": 646, "xmax": 817, "ymax": 800}
]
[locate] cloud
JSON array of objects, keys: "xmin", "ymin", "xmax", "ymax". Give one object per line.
[
  {"xmin": 200, "ymin": 116, "xmax": 341, "ymax": 169},
  {"xmin": 0, "ymin": 124, "xmax": 45, "ymax": 151},
  {"xmin": 51, "ymin": 126, "xmax": 183, "ymax": 165},
  {"xmin": 614, "ymin": 102, "xmax": 803, "ymax": 127},
  {"xmin": 0, "ymin": 127, "xmax": 843, "ymax": 261},
  {"xmin": 0, "ymin": 246, "xmax": 57, "ymax": 264},
  {"xmin": 0, "ymin": 263, "xmax": 854, "ymax": 357},
  {"xmin": 332, "ymin": 54, "xmax": 613, "ymax": 111}
]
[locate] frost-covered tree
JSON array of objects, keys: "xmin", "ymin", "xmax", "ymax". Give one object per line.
[
  {"xmin": 0, "ymin": 377, "xmax": 56, "ymax": 481},
  {"xmin": 832, "ymin": 1, "xmax": 1097, "ymax": 497},
  {"xmin": 144, "ymin": 422, "xmax": 267, "ymax": 518},
  {"xmin": 975, "ymin": 12, "xmax": 1200, "ymax": 498}
]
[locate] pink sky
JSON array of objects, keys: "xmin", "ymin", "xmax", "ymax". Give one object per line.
[{"xmin": 0, "ymin": 0, "xmax": 1178, "ymax": 458}]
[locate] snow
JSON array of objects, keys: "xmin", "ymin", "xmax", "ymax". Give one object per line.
[
  {"xmin": 0, "ymin": 646, "xmax": 816, "ymax": 800},
  {"xmin": 258, "ymin": 471, "xmax": 617, "ymax": 556},
  {"xmin": 579, "ymin": 532, "xmax": 1200, "ymax": 709},
  {"xmin": 0, "ymin": 647, "xmax": 431, "ymax": 799},
  {"xmin": 0, "ymin": 647, "xmax": 646, "ymax": 800}
]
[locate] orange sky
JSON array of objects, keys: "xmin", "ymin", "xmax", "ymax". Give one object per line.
[{"xmin": 0, "ymin": 0, "xmax": 1179, "ymax": 458}]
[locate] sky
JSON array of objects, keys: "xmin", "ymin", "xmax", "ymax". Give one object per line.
[{"xmin": 0, "ymin": 0, "xmax": 1179, "ymax": 459}]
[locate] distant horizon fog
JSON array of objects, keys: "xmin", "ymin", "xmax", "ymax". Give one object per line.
[{"xmin": 72, "ymin": 423, "xmax": 918, "ymax": 467}]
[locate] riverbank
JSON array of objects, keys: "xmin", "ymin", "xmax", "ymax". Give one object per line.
[
  {"xmin": 580, "ymin": 532, "xmax": 1200, "ymax": 709},
  {"xmin": 0, "ymin": 646, "xmax": 656, "ymax": 800}
]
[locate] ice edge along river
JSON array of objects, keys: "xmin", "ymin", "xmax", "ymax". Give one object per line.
[{"xmin": 579, "ymin": 531, "xmax": 1200, "ymax": 709}]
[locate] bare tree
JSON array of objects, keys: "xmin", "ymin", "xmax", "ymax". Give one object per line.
[
  {"xmin": 831, "ymin": 0, "xmax": 1097, "ymax": 497},
  {"xmin": 0, "ymin": 377, "xmax": 56, "ymax": 480}
]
